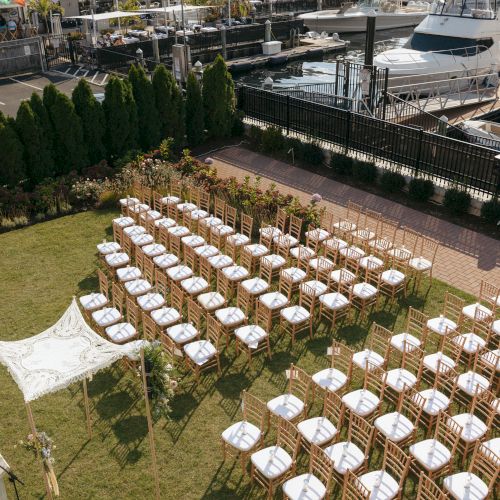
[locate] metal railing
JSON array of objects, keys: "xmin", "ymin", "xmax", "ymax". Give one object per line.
[{"xmin": 237, "ymin": 84, "xmax": 499, "ymax": 197}]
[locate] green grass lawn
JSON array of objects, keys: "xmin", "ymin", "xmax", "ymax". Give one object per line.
[{"xmin": 0, "ymin": 211, "xmax": 475, "ymax": 499}]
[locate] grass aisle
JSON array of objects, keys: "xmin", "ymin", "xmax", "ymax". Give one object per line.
[{"xmin": 0, "ymin": 211, "xmax": 474, "ymax": 499}]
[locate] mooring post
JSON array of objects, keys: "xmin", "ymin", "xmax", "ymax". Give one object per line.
[
  {"xmin": 221, "ymin": 25, "xmax": 227, "ymax": 59},
  {"xmin": 152, "ymin": 34, "xmax": 160, "ymax": 64},
  {"xmin": 364, "ymin": 11, "xmax": 377, "ymax": 67},
  {"xmin": 265, "ymin": 19, "xmax": 271, "ymax": 43}
]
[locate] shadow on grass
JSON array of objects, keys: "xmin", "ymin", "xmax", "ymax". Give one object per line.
[
  {"xmin": 112, "ymin": 415, "xmax": 148, "ymax": 444},
  {"xmin": 96, "ymin": 390, "xmax": 135, "ymax": 420},
  {"xmin": 78, "ymin": 274, "xmax": 98, "ymax": 294},
  {"xmin": 214, "ymin": 372, "xmax": 251, "ymax": 399}
]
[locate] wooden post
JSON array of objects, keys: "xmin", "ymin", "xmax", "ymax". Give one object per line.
[
  {"xmin": 25, "ymin": 403, "xmax": 54, "ymax": 500},
  {"xmin": 140, "ymin": 349, "xmax": 161, "ymax": 500},
  {"xmin": 82, "ymin": 379, "xmax": 92, "ymax": 440}
]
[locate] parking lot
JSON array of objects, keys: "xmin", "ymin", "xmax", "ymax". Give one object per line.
[{"xmin": 0, "ymin": 69, "xmax": 107, "ymax": 117}]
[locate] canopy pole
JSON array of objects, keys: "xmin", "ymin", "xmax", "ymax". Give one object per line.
[
  {"xmin": 140, "ymin": 349, "xmax": 160, "ymax": 500},
  {"xmin": 82, "ymin": 379, "xmax": 92, "ymax": 440},
  {"xmin": 25, "ymin": 403, "xmax": 54, "ymax": 500}
]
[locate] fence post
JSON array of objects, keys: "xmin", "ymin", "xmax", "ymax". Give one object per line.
[
  {"xmin": 414, "ymin": 127, "xmax": 424, "ymax": 176},
  {"xmin": 345, "ymin": 110, "xmax": 351, "ymax": 154},
  {"xmin": 286, "ymin": 94, "xmax": 290, "ymax": 135}
]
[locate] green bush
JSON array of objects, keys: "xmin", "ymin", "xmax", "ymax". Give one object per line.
[
  {"xmin": 98, "ymin": 190, "xmax": 122, "ymax": 209},
  {"xmin": 0, "ymin": 217, "xmax": 16, "ymax": 229},
  {"xmin": 248, "ymin": 125, "xmax": 263, "ymax": 146},
  {"xmin": 380, "ymin": 170, "xmax": 406, "ymax": 193},
  {"xmin": 301, "ymin": 141, "xmax": 324, "ymax": 167},
  {"xmin": 408, "ymin": 178, "xmax": 435, "ymax": 202},
  {"xmin": 480, "ymin": 199, "xmax": 500, "ymax": 224},
  {"xmin": 261, "ymin": 126, "xmax": 285, "ymax": 154},
  {"xmin": 231, "ymin": 110, "xmax": 245, "ymax": 137},
  {"xmin": 353, "ymin": 160, "xmax": 378, "ymax": 185},
  {"xmin": 284, "ymin": 137, "xmax": 304, "ymax": 163},
  {"xmin": 330, "ymin": 152, "xmax": 354, "ymax": 176},
  {"xmin": 443, "ymin": 187, "xmax": 471, "ymax": 215}
]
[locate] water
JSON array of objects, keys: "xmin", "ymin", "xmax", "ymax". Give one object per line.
[{"xmin": 235, "ymin": 27, "xmax": 413, "ymax": 87}]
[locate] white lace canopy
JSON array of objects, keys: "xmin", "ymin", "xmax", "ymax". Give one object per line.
[{"xmin": 0, "ymin": 299, "xmax": 142, "ymax": 402}]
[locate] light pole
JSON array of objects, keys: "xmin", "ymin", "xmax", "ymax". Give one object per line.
[{"xmin": 228, "ymin": 0, "xmax": 232, "ymax": 27}]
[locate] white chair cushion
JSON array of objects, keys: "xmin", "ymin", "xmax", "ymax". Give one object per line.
[
  {"xmin": 131, "ymin": 233, "xmax": 154, "ymax": 246},
  {"xmin": 92, "ymin": 307, "xmax": 121, "ymax": 327},
  {"xmin": 124, "ymin": 279, "xmax": 152, "ymax": 296},
  {"xmin": 227, "ymin": 233, "xmax": 250, "ymax": 247},
  {"xmin": 323, "ymin": 237, "xmax": 348, "ymax": 251},
  {"xmin": 245, "ymin": 244, "xmax": 269, "ymax": 257},
  {"xmin": 462, "ymin": 303, "xmax": 493, "ymax": 321},
  {"xmin": 184, "ymin": 339, "xmax": 216, "ymax": 365},
  {"xmin": 153, "ymin": 253, "xmax": 179, "ymax": 269},
  {"xmin": 119, "ymin": 196, "xmax": 140, "ymax": 206},
  {"xmin": 207, "ymin": 254, "xmax": 233, "ymax": 269},
  {"xmin": 251, "ymin": 445, "xmax": 292, "ymax": 480},
  {"xmin": 168, "ymin": 323, "xmax": 198, "ymax": 344},
  {"xmin": 105, "ymin": 252, "xmax": 130, "ymax": 268},
  {"xmin": 167, "ymin": 265, "xmax": 193, "ymax": 281},
  {"xmin": 263, "ymin": 254, "xmax": 286, "ymax": 269},
  {"xmin": 374, "ymin": 412, "xmax": 414, "ymax": 443},
  {"xmin": 189, "ymin": 209, "xmax": 209, "ymax": 220},
  {"xmin": 222, "ymin": 265, "xmax": 249, "ymax": 281},
  {"xmin": 200, "ymin": 216, "xmax": 222, "ymax": 228},
  {"xmin": 181, "ymin": 234, "xmax": 205, "ymax": 248},
  {"xmin": 259, "ymin": 226, "xmax": 282, "ymax": 238},
  {"xmin": 116, "ymin": 266, "xmax": 142, "ymax": 282},
  {"xmin": 329, "ymin": 269, "xmax": 356, "ymax": 285},
  {"xmin": 358, "ymin": 471, "xmax": 400, "ymax": 500},
  {"xmin": 194, "ymin": 244, "xmax": 219, "ymax": 258},
  {"xmin": 221, "ymin": 420, "xmax": 261, "ymax": 452},
  {"xmin": 283, "ymin": 473, "xmax": 326, "ymax": 500},
  {"xmin": 274, "ymin": 233, "xmax": 299, "ymax": 248},
  {"xmin": 453, "ymin": 332, "xmax": 486, "ymax": 354},
  {"xmin": 140, "ymin": 209, "xmax": 161, "ymax": 221},
  {"xmin": 267, "ymin": 394, "xmax": 304, "ymax": 420},
  {"xmin": 305, "ymin": 228, "xmax": 330, "ymax": 242},
  {"xmin": 176, "ymin": 202, "xmax": 197, "ymax": 212},
  {"xmin": 212, "ymin": 224, "xmax": 234, "ymax": 237},
  {"xmin": 79, "ymin": 293, "xmax": 108, "ymax": 311},
  {"xmin": 323, "ymin": 441, "xmax": 364, "ymax": 475},
  {"xmin": 381, "ymin": 269, "xmax": 405, "ymax": 286},
  {"xmin": 129, "ymin": 203, "xmax": 149, "ymax": 214},
  {"xmin": 297, "ymin": 416, "xmax": 338, "ymax": 446},
  {"xmin": 456, "ymin": 371, "xmax": 490, "ymax": 396},
  {"xmin": 427, "ymin": 316, "xmax": 457, "ymax": 336},
  {"xmin": 352, "ymin": 229, "xmax": 375, "ymax": 241},
  {"xmin": 443, "ymin": 472, "xmax": 488, "ymax": 500},
  {"xmin": 409, "ymin": 256, "xmax": 432, "ymax": 271},
  {"xmin": 339, "ymin": 246, "xmax": 365, "ymax": 260},
  {"xmin": 449, "ymin": 413, "xmax": 487, "ymax": 443},
  {"xmin": 167, "ymin": 225, "xmax": 190, "ymax": 238},
  {"xmin": 423, "ymin": 352, "xmax": 456, "ymax": 373},
  {"xmin": 123, "ymin": 225, "xmax": 146, "ymax": 237},
  {"xmin": 308, "ymin": 257, "xmax": 334, "ymax": 271},
  {"xmin": 359, "ymin": 255, "xmax": 384, "ymax": 270},
  {"xmin": 197, "ymin": 291, "xmax": 225, "ymax": 311},
  {"xmin": 160, "ymin": 195, "xmax": 180, "ymax": 205},
  {"xmin": 409, "ymin": 439, "xmax": 451, "ymax": 472},
  {"xmin": 280, "ymin": 305, "xmax": 310, "ymax": 324},
  {"xmin": 341, "ymin": 389, "xmax": 379, "ymax": 417},
  {"xmin": 235, "ymin": 324, "xmax": 267, "ymax": 349},
  {"xmin": 150, "ymin": 307, "xmax": 181, "ymax": 327},
  {"xmin": 113, "ymin": 216, "xmax": 134, "ymax": 227},
  {"xmin": 241, "ymin": 277, "xmax": 269, "ymax": 295},
  {"xmin": 319, "ymin": 292, "xmax": 349, "ymax": 310},
  {"xmin": 351, "ymin": 282, "xmax": 378, "ymax": 299},
  {"xmin": 260, "ymin": 292, "xmax": 289, "ymax": 310},
  {"xmin": 181, "ymin": 276, "xmax": 209, "ymax": 295},
  {"xmin": 492, "ymin": 319, "xmax": 500, "ymax": 336},
  {"xmin": 155, "ymin": 217, "xmax": 176, "ymax": 229},
  {"xmin": 289, "ymin": 245, "xmax": 316, "ymax": 260},
  {"xmin": 385, "ymin": 368, "xmax": 417, "ymax": 392},
  {"xmin": 215, "ymin": 307, "xmax": 246, "ymax": 327},
  {"xmin": 281, "ymin": 267, "xmax": 307, "ymax": 283},
  {"xmin": 312, "ymin": 368, "xmax": 348, "ymax": 393},
  {"xmin": 142, "ymin": 243, "xmax": 166, "ymax": 257},
  {"xmin": 97, "ymin": 241, "xmax": 121, "ymax": 255},
  {"xmin": 137, "ymin": 292, "xmax": 165, "ymax": 311},
  {"xmin": 390, "ymin": 332, "xmax": 421, "ymax": 353},
  {"xmin": 105, "ymin": 322, "xmax": 137, "ymax": 344},
  {"xmin": 333, "ymin": 220, "xmax": 356, "ymax": 232},
  {"xmin": 352, "ymin": 349, "xmax": 385, "ymax": 370},
  {"xmin": 300, "ymin": 280, "xmax": 328, "ymax": 297},
  {"xmin": 415, "ymin": 389, "xmax": 450, "ymax": 416}
]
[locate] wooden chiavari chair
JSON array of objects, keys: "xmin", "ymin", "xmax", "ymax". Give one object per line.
[
  {"xmin": 250, "ymin": 417, "xmax": 300, "ymax": 499},
  {"xmin": 280, "ymin": 283, "xmax": 314, "ymax": 345},
  {"xmin": 453, "ymin": 307, "xmax": 490, "ymax": 369},
  {"xmin": 352, "ymin": 323, "xmax": 391, "ymax": 372},
  {"xmin": 389, "ymin": 307, "xmax": 429, "ymax": 356},
  {"xmin": 379, "ymin": 253, "xmax": 409, "ymax": 303},
  {"xmin": 368, "ymin": 216, "xmax": 399, "ymax": 259},
  {"xmin": 91, "ymin": 282, "xmax": 124, "ymax": 334},
  {"xmin": 318, "ymin": 274, "xmax": 351, "ymax": 331},
  {"xmin": 426, "ymin": 291, "xmax": 464, "ymax": 346},
  {"xmin": 149, "ymin": 271, "xmax": 181, "ymax": 333},
  {"xmin": 351, "ymin": 208, "xmax": 381, "ymax": 251},
  {"xmin": 79, "ymin": 269, "xmax": 110, "ymax": 319},
  {"xmin": 105, "ymin": 296, "xmax": 139, "ymax": 345},
  {"xmin": 332, "ymin": 201, "xmax": 362, "ymax": 240},
  {"xmin": 342, "ymin": 470, "xmax": 370, "ymax": 500},
  {"xmin": 278, "ymin": 266, "xmax": 303, "ymax": 302},
  {"xmin": 304, "ymin": 210, "xmax": 332, "ymax": 252},
  {"xmin": 221, "ymin": 391, "xmax": 267, "ymax": 469},
  {"xmin": 409, "ymin": 235, "xmax": 439, "ymax": 290},
  {"xmin": 462, "ymin": 279, "xmax": 499, "ymax": 326},
  {"xmin": 226, "ymin": 213, "xmax": 253, "ymax": 261},
  {"xmin": 415, "ymin": 472, "xmax": 447, "ymax": 500},
  {"xmin": 312, "ymin": 342, "xmax": 353, "ymax": 399},
  {"xmin": 278, "ymin": 214, "xmax": 303, "ymax": 251}
]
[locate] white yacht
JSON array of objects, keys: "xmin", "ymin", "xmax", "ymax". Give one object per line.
[
  {"xmin": 374, "ymin": 0, "xmax": 500, "ymax": 82},
  {"xmin": 459, "ymin": 119, "xmax": 500, "ymax": 148},
  {"xmin": 298, "ymin": 0, "xmax": 430, "ymax": 33}
]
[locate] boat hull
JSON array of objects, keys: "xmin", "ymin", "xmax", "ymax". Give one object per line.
[{"xmin": 299, "ymin": 10, "xmax": 427, "ymax": 33}]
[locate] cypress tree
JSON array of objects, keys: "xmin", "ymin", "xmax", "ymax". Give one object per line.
[
  {"xmin": 30, "ymin": 92, "xmax": 54, "ymax": 148},
  {"xmin": 16, "ymin": 101, "xmax": 54, "ymax": 185},
  {"xmin": 50, "ymin": 93, "xmax": 88, "ymax": 174},
  {"xmin": 202, "ymin": 54, "xmax": 235, "ymax": 139},
  {"xmin": 0, "ymin": 110, "xmax": 6, "ymax": 126},
  {"xmin": 103, "ymin": 76, "xmax": 138, "ymax": 158},
  {"xmin": 152, "ymin": 64, "xmax": 184, "ymax": 145},
  {"xmin": 128, "ymin": 64, "xmax": 160, "ymax": 151},
  {"xmin": 72, "ymin": 79, "xmax": 107, "ymax": 165},
  {"xmin": 185, "ymin": 71, "xmax": 204, "ymax": 147},
  {"xmin": 42, "ymin": 83, "xmax": 59, "ymax": 111},
  {"xmin": 0, "ymin": 117, "xmax": 26, "ymax": 187}
]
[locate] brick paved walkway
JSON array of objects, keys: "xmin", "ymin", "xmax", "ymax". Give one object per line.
[{"xmin": 208, "ymin": 146, "xmax": 500, "ymax": 295}]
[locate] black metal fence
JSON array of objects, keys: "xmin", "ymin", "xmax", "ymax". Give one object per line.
[
  {"xmin": 237, "ymin": 85, "xmax": 499, "ymax": 197},
  {"xmin": 42, "ymin": 34, "xmax": 75, "ymax": 68}
]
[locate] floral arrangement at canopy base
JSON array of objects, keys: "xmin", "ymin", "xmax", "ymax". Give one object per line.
[
  {"xmin": 140, "ymin": 342, "xmax": 177, "ymax": 420},
  {"xmin": 18, "ymin": 431, "xmax": 59, "ymax": 496}
]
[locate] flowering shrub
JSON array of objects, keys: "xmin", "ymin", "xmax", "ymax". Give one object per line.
[{"xmin": 70, "ymin": 178, "xmax": 106, "ymax": 209}]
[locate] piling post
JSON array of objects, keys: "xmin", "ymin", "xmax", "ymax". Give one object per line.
[
  {"xmin": 265, "ymin": 19, "xmax": 271, "ymax": 43},
  {"xmin": 221, "ymin": 25, "xmax": 227, "ymax": 59}
]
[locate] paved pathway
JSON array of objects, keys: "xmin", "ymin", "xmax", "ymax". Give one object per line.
[{"xmin": 208, "ymin": 146, "xmax": 500, "ymax": 295}]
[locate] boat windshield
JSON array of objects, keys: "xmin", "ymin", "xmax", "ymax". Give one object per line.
[
  {"xmin": 405, "ymin": 33, "xmax": 494, "ymax": 55},
  {"xmin": 431, "ymin": 0, "xmax": 497, "ymax": 17}
]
